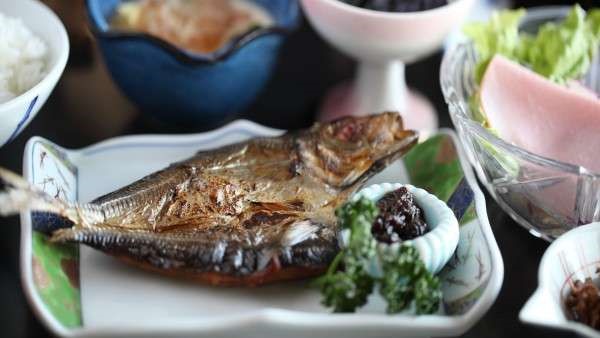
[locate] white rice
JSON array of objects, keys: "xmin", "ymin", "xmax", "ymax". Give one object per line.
[{"xmin": 0, "ymin": 12, "xmax": 48, "ymax": 104}]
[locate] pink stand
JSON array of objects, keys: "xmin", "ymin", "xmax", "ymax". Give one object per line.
[{"xmin": 318, "ymin": 62, "xmax": 438, "ymax": 140}]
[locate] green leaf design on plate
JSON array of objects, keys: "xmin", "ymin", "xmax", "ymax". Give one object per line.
[
  {"xmin": 30, "ymin": 141, "xmax": 82, "ymax": 329},
  {"xmin": 32, "ymin": 232, "xmax": 81, "ymax": 328},
  {"xmin": 404, "ymin": 134, "xmax": 475, "ymax": 225},
  {"xmin": 404, "ymin": 135, "xmax": 463, "ymax": 201},
  {"xmin": 444, "ymin": 282, "xmax": 486, "ymax": 315}
]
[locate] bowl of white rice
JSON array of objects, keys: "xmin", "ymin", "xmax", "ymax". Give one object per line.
[{"xmin": 0, "ymin": 0, "xmax": 68, "ymax": 147}]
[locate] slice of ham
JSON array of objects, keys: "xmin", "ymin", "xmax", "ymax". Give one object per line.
[
  {"xmin": 480, "ymin": 55, "xmax": 600, "ymax": 173},
  {"xmin": 567, "ymin": 80, "xmax": 600, "ymax": 100}
]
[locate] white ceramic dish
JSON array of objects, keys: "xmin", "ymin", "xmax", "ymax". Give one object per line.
[
  {"xmin": 20, "ymin": 121, "xmax": 503, "ymax": 338},
  {"xmin": 353, "ymin": 183, "xmax": 460, "ymax": 274},
  {"xmin": 0, "ymin": 0, "xmax": 69, "ymax": 147},
  {"xmin": 520, "ymin": 222, "xmax": 600, "ymax": 337}
]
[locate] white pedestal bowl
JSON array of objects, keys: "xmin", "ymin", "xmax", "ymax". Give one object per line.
[{"xmin": 300, "ymin": 0, "xmax": 475, "ymax": 139}]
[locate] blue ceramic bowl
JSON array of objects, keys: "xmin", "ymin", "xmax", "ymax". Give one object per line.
[{"xmin": 86, "ymin": 0, "xmax": 299, "ymax": 124}]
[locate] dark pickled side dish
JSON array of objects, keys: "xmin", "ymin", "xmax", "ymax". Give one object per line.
[
  {"xmin": 341, "ymin": 0, "xmax": 449, "ymax": 12},
  {"xmin": 565, "ymin": 277, "xmax": 600, "ymax": 330},
  {"xmin": 372, "ymin": 187, "xmax": 428, "ymax": 243}
]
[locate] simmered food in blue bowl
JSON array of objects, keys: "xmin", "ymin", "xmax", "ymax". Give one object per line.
[{"xmin": 86, "ymin": 0, "xmax": 299, "ymax": 124}]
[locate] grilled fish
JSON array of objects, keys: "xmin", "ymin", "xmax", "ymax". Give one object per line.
[{"xmin": 0, "ymin": 112, "xmax": 417, "ymax": 286}]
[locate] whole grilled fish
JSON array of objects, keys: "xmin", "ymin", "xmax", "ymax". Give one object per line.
[{"xmin": 0, "ymin": 112, "xmax": 417, "ymax": 286}]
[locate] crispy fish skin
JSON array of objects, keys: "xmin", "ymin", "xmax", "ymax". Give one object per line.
[{"xmin": 0, "ymin": 112, "xmax": 418, "ymax": 286}]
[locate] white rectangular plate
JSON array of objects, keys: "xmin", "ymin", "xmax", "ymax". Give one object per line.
[{"xmin": 20, "ymin": 120, "xmax": 503, "ymax": 338}]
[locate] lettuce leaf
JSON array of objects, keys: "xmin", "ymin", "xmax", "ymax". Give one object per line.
[
  {"xmin": 588, "ymin": 9, "xmax": 600, "ymax": 37},
  {"xmin": 463, "ymin": 9, "xmax": 525, "ymax": 83},
  {"xmin": 521, "ymin": 6, "xmax": 600, "ymax": 83},
  {"xmin": 463, "ymin": 5, "xmax": 600, "ymax": 85}
]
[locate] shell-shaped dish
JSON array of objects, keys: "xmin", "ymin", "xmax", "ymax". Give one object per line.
[
  {"xmin": 520, "ymin": 222, "xmax": 600, "ymax": 338},
  {"xmin": 352, "ymin": 183, "xmax": 460, "ymax": 274}
]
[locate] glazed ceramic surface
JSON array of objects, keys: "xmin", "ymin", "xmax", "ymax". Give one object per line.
[
  {"xmin": 20, "ymin": 121, "xmax": 503, "ymax": 337},
  {"xmin": 520, "ymin": 222, "xmax": 600, "ymax": 338},
  {"xmin": 441, "ymin": 7, "xmax": 600, "ymax": 241},
  {"xmin": 86, "ymin": 0, "xmax": 299, "ymax": 125},
  {"xmin": 353, "ymin": 183, "xmax": 460, "ymax": 275},
  {"xmin": 0, "ymin": 0, "xmax": 69, "ymax": 147},
  {"xmin": 300, "ymin": 0, "xmax": 475, "ymax": 63},
  {"xmin": 300, "ymin": 0, "xmax": 475, "ymax": 139}
]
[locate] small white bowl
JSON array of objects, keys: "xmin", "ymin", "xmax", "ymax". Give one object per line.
[
  {"xmin": 351, "ymin": 183, "xmax": 460, "ymax": 274},
  {"xmin": 0, "ymin": 0, "xmax": 69, "ymax": 147},
  {"xmin": 520, "ymin": 222, "xmax": 600, "ymax": 338}
]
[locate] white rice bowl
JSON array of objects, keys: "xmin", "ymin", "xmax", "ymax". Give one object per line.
[
  {"xmin": 0, "ymin": 12, "xmax": 48, "ymax": 104},
  {"xmin": 0, "ymin": 0, "xmax": 68, "ymax": 147}
]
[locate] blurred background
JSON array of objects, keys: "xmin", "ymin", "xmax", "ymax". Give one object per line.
[
  {"xmin": 34, "ymin": 0, "xmax": 600, "ymax": 139},
  {"xmin": 0, "ymin": 0, "xmax": 596, "ymax": 337}
]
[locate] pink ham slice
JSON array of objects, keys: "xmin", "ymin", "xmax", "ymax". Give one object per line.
[{"xmin": 480, "ymin": 55, "xmax": 600, "ymax": 172}]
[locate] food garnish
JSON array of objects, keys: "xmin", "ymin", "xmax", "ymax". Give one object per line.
[
  {"xmin": 317, "ymin": 194, "xmax": 441, "ymax": 314},
  {"xmin": 464, "ymin": 5, "xmax": 600, "ymax": 84},
  {"xmin": 565, "ymin": 277, "xmax": 600, "ymax": 330},
  {"xmin": 318, "ymin": 198, "xmax": 378, "ymax": 313},
  {"xmin": 0, "ymin": 112, "xmax": 418, "ymax": 287}
]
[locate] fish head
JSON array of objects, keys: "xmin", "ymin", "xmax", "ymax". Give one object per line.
[{"xmin": 299, "ymin": 112, "xmax": 419, "ymax": 189}]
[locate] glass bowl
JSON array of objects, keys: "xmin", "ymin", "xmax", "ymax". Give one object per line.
[{"xmin": 440, "ymin": 6, "xmax": 600, "ymax": 241}]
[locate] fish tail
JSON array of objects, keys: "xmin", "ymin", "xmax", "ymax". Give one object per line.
[
  {"xmin": 0, "ymin": 167, "xmax": 105, "ymax": 228},
  {"xmin": 0, "ymin": 166, "xmax": 64, "ymax": 216},
  {"xmin": 49, "ymin": 227, "xmax": 79, "ymax": 243}
]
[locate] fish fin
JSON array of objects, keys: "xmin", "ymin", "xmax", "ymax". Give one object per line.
[
  {"xmin": 281, "ymin": 220, "xmax": 320, "ymax": 247},
  {"xmin": 50, "ymin": 224, "xmax": 136, "ymax": 244},
  {"xmin": 278, "ymin": 220, "xmax": 339, "ymax": 268},
  {"xmin": 0, "ymin": 167, "xmax": 105, "ymax": 227},
  {"xmin": 49, "ymin": 226, "xmax": 263, "ymax": 275},
  {"xmin": 50, "ymin": 221, "xmax": 336, "ymax": 277},
  {"xmin": 49, "ymin": 227, "xmax": 79, "ymax": 242}
]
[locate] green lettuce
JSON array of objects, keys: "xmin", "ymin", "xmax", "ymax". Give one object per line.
[
  {"xmin": 464, "ymin": 5, "xmax": 600, "ymax": 84},
  {"xmin": 520, "ymin": 6, "xmax": 600, "ymax": 83},
  {"xmin": 463, "ymin": 9, "xmax": 525, "ymax": 83}
]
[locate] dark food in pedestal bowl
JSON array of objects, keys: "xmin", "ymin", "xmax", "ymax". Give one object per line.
[{"xmin": 341, "ymin": 0, "xmax": 448, "ymax": 12}]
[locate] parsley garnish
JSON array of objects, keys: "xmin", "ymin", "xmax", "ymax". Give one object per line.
[{"xmin": 316, "ymin": 197, "xmax": 442, "ymax": 314}]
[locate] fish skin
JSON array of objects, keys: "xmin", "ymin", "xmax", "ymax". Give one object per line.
[{"xmin": 0, "ymin": 112, "xmax": 418, "ymax": 286}]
